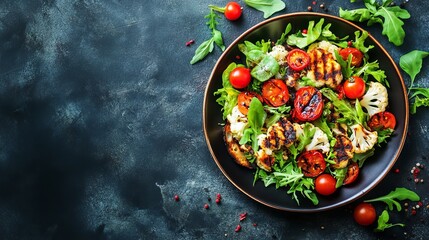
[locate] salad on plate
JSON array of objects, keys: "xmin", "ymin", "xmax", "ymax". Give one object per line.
[{"xmin": 214, "ymin": 18, "xmax": 396, "ymax": 205}]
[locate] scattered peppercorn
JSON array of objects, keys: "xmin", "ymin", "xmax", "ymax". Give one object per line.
[
  {"xmin": 239, "ymin": 212, "xmax": 247, "ymax": 221},
  {"xmin": 394, "ymin": 168, "xmax": 400, "ymax": 173},
  {"xmin": 320, "ymin": 3, "xmax": 325, "ymax": 9},
  {"xmin": 174, "ymin": 195, "xmax": 180, "ymax": 201},
  {"xmin": 253, "ymin": 223, "xmax": 257, "ymax": 227},
  {"xmin": 235, "ymin": 224, "xmax": 242, "ymax": 232},
  {"xmin": 411, "ymin": 209, "xmax": 417, "ymax": 215},
  {"xmin": 204, "ymin": 203, "xmax": 209, "ymax": 209},
  {"xmin": 235, "ymin": 55, "xmax": 241, "ymax": 60},
  {"xmin": 216, "ymin": 198, "xmax": 221, "ymax": 204},
  {"xmin": 307, "ymin": 6, "xmax": 313, "ymax": 11},
  {"xmin": 312, "ymin": 1, "xmax": 317, "ymax": 5},
  {"xmin": 320, "ymin": 226, "xmax": 325, "ymax": 230},
  {"xmin": 208, "ymin": 197, "xmax": 211, "ymax": 202},
  {"xmin": 186, "ymin": 39, "xmax": 195, "ymax": 46}
]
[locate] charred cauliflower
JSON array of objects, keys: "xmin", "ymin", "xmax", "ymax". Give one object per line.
[
  {"xmin": 360, "ymin": 82, "xmax": 388, "ymax": 117},
  {"xmin": 349, "ymin": 124, "xmax": 378, "ymax": 153}
]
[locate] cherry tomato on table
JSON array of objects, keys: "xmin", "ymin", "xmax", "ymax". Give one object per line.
[
  {"xmin": 315, "ymin": 174, "xmax": 337, "ymax": 196},
  {"xmin": 261, "ymin": 79, "xmax": 290, "ymax": 107},
  {"xmin": 293, "ymin": 86, "xmax": 324, "ymax": 122},
  {"xmin": 297, "ymin": 150, "xmax": 326, "ymax": 178},
  {"xmin": 343, "ymin": 162, "xmax": 360, "ymax": 185},
  {"xmin": 339, "ymin": 47, "xmax": 364, "ymax": 67},
  {"xmin": 343, "ymin": 76, "xmax": 366, "ymax": 99},
  {"xmin": 224, "ymin": 2, "xmax": 242, "ymax": 21},
  {"xmin": 354, "ymin": 202, "xmax": 377, "ymax": 226},
  {"xmin": 237, "ymin": 91, "xmax": 263, "ymax": 115},
  {"xmin": 368, "ymin": 111, "xmax": 396, "ymax": 130},
  {"xmin": 287, "ymin": 49, "xmax": 310, "ymax": 71},
  {"xmin": 229, "ymin": 67, "xmax": 251, "ymax": 89}
]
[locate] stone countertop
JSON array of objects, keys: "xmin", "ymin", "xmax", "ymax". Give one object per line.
[{"xmin": 0, "ymin": 0, "xmax": 428, "ymax": 239}]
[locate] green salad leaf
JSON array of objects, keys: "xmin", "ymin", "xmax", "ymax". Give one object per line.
[
  {"xmin": 251, "ymin": 55, "xmax": 279, "ymax": 82},
  {"xmin": 400, "ymin": 50, "xmax": 429, "ymax": 91},
  {"xmin": 374, "ymin": 210, "xmax": 405, "ymax": 232},
  {"xmin": 214, "ymin": 63, "xmax": 241, "ymax": 119},
  {"xmin": 365, "ymin": 187, "xmax": 420, "ymax": 211},
  {"xmin": 339, "ymin": 0, "xmax": 410, "ymax": 46},
  {"xmin": 244, "ymin": 0, "xmax": 285, "ymax": 19},
  {"xmin": 239, "ymin": 97, "xmax": 267, "ymax": 151}
]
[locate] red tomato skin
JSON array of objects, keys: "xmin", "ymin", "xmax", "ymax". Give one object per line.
[
  {"xmin": 237, "ymin": 91, "xmax": 263, "ymax": 115},
  {"xmin": 354, "ymin": 203, "xmax": 377, "ymax": 226},
  {"xmin": 315, "ymin": 174, "xmax": 337, "ymax": 196},
  {"xmin": 339, "ymin": 48, "xmax": 364, "ymax": 67},
  {"xmin": 343, "ymin": 162, "xmax": 360, "ymax": 185},
  {"xmin": 261, "ymin": 79, "xmax": 289, "ymax": 107},
  {"xmin": 224, "ymin": 2, "xmax": 242, "ymax": 21},
  {"xmin": 368, "ymin": 111, "xmax": 396, "ymax": 130},
  {"xmin": 229, "ymin": 67, "xmax": 251, "ymax": 89},
  {"xmin": 297, "ymin": 150, "xmax": 326, "ymax": 178},
  {"xmin": 294, "ymin": 86, "xmax": 323, "ymax": 122},
  {"xmin": 343, "ymin": 76, "xmax": 366, "ymax": 99},
  {"xmin": 287, "ymin": 49, "xmax": 310, "ymax": 71}
]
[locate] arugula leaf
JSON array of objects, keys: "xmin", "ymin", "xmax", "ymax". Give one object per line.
[
  {"xmin": 376, "ymin": 128, "xmax": 393, "ymax": 145},
  {"xmin": 410, "ymin": 88, "xmax": 429, "ymax": 114},
  {"xmin": 353, "ymin": 149, "xmax": 374, "ymax": 168},
  {"xmin": 275, "ymin": 23, "xmax": 292, "ymax": 45},
  {"xmin": 214, "ymin": 63, "xmax": 241, "ymax": 119},
  {"xmin": 334, "ymin": 50, "xmax": 354, "ymax": 79},
  {"xmin": 353, "ymin": 30, "xmax": 374, "ymax": 55},
  {"xmin": 296, "ymin": 123, "xmax": 316, "ymax": 152},
  {"xmin": 333, "ymin": 168, "xmax": 347, "ymax": 188},
  {"xmin": 374, "ymin": 210, "xmax": 405, "ymax": 232},
  {"xmin": 365, "ymin": 187, "xmax": 420, "ymax": 211},
  {"xmin": 244, "ymin": 0, "xmax": 285, "ymax": 19},
  {"xmin": 353, "ymin": 60, "xmax": 388, "ymax": 87},
  {"xmin": 190, "ymin": 9, "xmax": 225, "ymax": 64},
  {"xmin": 339, "ymin": 0, "xmax": 410, "ymax": 46},
  {"xmin": 264, "ymin": 105, "xmax": 291, "ymax": 127},
  {"xmin": 400, "ymin": 50, "xmax": 429, "ymax": 92}
]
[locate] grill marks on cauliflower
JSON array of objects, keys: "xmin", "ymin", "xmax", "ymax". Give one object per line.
[
  {"xmin": 261, "ymin": 117, "xmax": 296, "ymax": 151},
  {"xmin": 306, "ymin": 48, "xmax": 343, "ymax": 89},
  {"xmin": 350, "ymin": 124, "xmax": 378, "ymax": 154},
  {"xmin": 360, "ymin": 82, "xmax": 388, "ymax": 117},
  {"xmin": 224, "ymin": 123, "xmax": 253, "ymax": 169},
  {"xmin": 332, "ymin": 134, "xmax": 354, "ymax": 169}
]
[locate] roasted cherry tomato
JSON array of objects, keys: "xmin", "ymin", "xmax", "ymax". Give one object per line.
[
  {"xmin": 224, "ymin": 2, "xmax": 242, "ymax": 21},
  {"xmin": 343, "ymin": 162, "xmax": 360, "ymax": 185},
  {"xmin": 297, "ymin": 150, "xmax": 326, "ymax": 178},
  {"xmin": 339, "ymin": 47, "xmax": 364, "ymax": 67},
  {"xmin": 261, "ymin": 79, "xmax": 289, "ymax": 107},
  {"xmin": 287, "ymin": 49, "xmax": 310, "ymax": 71},
  {"xmin": 336, "ymin": 84, "xmax": 346, "ymax": 100},
  {"xmin": 294, "ymin": 86, "xmax": 323, "ymax": 122},
  {"xmin": 237, "ymin": 91, "xmax": 263, "ymax": 115},
  {"xmin": 315, "ymin": 174, "xmax": 337, "ymax": 196},
  {"xmin": 354, "ymin": 203, "xmax": 377, "ymax": 226},
  {"xmin": 368, "ymin": 111, "xmax": 396, "ymax": 130},
  {"xmin": 229, "ymin": 67, "xmax": 251, "ymax": 89},
  {"xmin": 343, "ymin": 76, "xmax": 366, "ymax": 99}
]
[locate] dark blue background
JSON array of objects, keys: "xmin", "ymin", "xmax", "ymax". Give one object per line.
[{"xmin": 0, "ymin": 0, "xmax": 428, "ymax": 239}]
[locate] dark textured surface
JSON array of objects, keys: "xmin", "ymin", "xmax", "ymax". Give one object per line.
[{"xmin": 0, "ymin": 0, "xmax": 428, "ymax": 239}]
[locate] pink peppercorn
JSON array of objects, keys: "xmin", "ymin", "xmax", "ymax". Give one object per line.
[
  {"xmin": 174, "ymin": 195, "xmax": 180, "ymax": 202},
  {"xmin": 235, "ymin": 224, "xmax": 241, "ymax": 232},
  {"xmin": 204, "ymin": 203, "xmax": 209, "ymax": 209}
]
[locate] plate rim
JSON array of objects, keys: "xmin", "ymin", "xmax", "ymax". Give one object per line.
[{"xmin": 202, "ymin": 12, "xmax": 409, "ymax": 212}]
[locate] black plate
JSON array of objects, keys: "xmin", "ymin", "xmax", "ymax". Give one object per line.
[{"xmin": 203, "ymin": 13, "xmax": 408, "ymax": 212}]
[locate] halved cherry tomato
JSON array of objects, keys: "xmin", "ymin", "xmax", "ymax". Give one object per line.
[
  {"xmin": 297, "ymin": 150, "xmax": 326, "ymax": 178},
  {"xmin": 224, "ymin": 2, "xmax": 242, "ymax": 21},
  {"xmin": 287, "ymin": 49, "xmax": 310, "ymax": 71},
  {"xmin": 343, "ymin": 162, "xmax": 360, "ymax": 185},
  {"xmin": 315, "ymin": 174, "xmax": 337, "ymax": 196},
  {"xmin": 368, "ymin": 111, "xmax": 396, "ymax": 130},
  {"xmin": 339, "ymin": 47, "xmax": 364, "ymax": 67},
  {"xmin": 336, "ymin": 84, "xmax": 346, "ymax": 100},
  {"xmin": 343, "ymin": 76, "xmax": 366, "ymax": 99},
  {"xmin": 237, "ymin": 91, "xmax": 263, "ymax": 115},
  {"xmin": 261, "ymin": 79, "xmax": 289, "ymax": 107},
  {"xmin": 229, "ymin": 67, "xmax": 251, "ymax": 89},
  {"xmin": 354, "ymin": 203, "xmax": 377, "ymax": 226},
  {"xmin": 294, "ymin": 86, "xmax": 323, "ymax": 122}
]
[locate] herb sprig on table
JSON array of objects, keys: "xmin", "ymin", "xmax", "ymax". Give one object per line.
[{"xmin": 340, "ymin": 0, "xmax": 410, "ymax": 46}]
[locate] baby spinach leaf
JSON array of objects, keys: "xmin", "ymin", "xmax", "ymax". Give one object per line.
[
  {"xmin": 244, "ymin": 0, "xmax": 285, "ymax": 19},
  {"xmin": 251, "ymin": 55, "xmax": 279, "ymax": 82},
  {"xmin": 400, "ymin": 50, "xmax": 429, "ymax": 91},
  {"xmin": 239, "ymin": 97, "xmax": 266, "ymax": 151},
  {"xmin": 374, "ymin": 210, "xmax": 405, "ymax": 232},
  {"xmin": 287, "ymin": 19, "xmax": 324, "ymax": 49},
  {"xmin": 190, "ymin": 38, "xmax": 215, "ymax": 64}
]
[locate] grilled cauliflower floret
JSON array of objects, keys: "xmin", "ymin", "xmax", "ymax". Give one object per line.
[
  {"xmin": 226, "ymin": 106, "xmax": 248, "ymax": 139},
  {"xmin": 308, "ymin": 40, "xmax": 340, "ymax": 59},
  {"xmin": 255, "ymin": 149, "xmax": 275, "ymax": 172},
  {"xmin": 360, "ymin": 82, "xmax": 388, "ymax": 117},
  {"xmin": 349, "ymin": 124, "xmax": 378, "ymax": 153},
  {"xmin": 223, "ymin": 123, "xmax": 252, "ymax": 169},
  {"xmin": 306, "ymin": 48, "xmax": 343, "ymax": 89},
  {"xmin": 332, "ymin": 134, "xmax": 354, "ymax": 169},
  {"xmin": 261, "ymin": 117, "xmax": 296, "ymax": 151},
  {"xmin": 268, "ymin": 45, "xmax": 288, "ymax": 65},
  {"xmin": 305, "ymin": 127, "xmax": 330, "ymax": 154}
]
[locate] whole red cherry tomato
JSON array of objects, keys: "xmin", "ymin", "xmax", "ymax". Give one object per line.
[
  {"xmin": 224, "ymin": 2, "xmax": 242, "ymax": 21},
  {"xmin": 229, "ymin": 67, "xmax": 251, "ymax": 89},
  {"xmin": 315, "ymin": 174, "xmax": 337, "ymax": 196},
  {"xmin": 354, "ymin": 202, "xmax": 377, "ymax": 226},
  {"xmin": 343, "ymin": 76, "xmax": 366, "ymax": 99}
]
